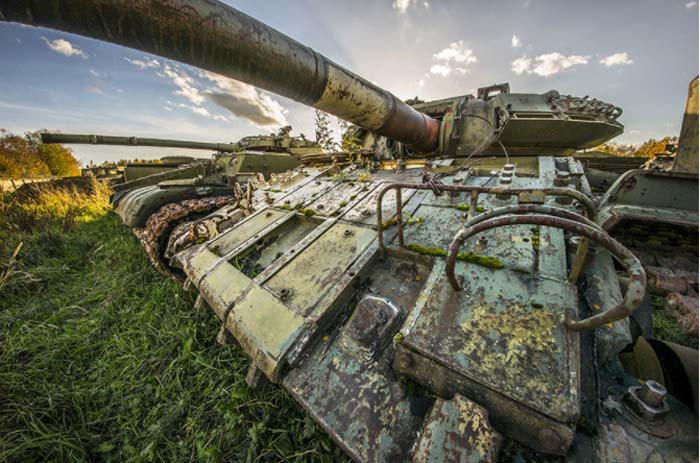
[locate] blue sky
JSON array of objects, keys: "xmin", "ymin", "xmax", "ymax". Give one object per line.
[{"xmin": 0, "ymin": 0, "xmax": 697, "ymax": 164}]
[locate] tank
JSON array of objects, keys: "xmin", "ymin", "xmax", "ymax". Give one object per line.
[
  {"xmin": 41, "ymin": 128, "xmax": 324, "ymax": 275},
  {"xmin": 3, "ymin": 2, "xmax": 697, "ymax": 462}
]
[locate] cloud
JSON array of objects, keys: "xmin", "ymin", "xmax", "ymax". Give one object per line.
[
  {"xmin": 41, "ymin": 37, "xmax": 87, "ymax": 58},
  {"xmin": 686, "ymin": 1, "xmax": 697, "ymax": 8},
  {"xmin": 89, "ymin": 69, "xmax": 100, "ymax": 77},
  {"xmin": 511, "ymin": 52, "xmax": 589, "ymax": 77},
  {"xmin": 433, "ymin": 41, "xmax": 477, "ymax": 64},
  {"xmin": 392, "ymin": 0, "xmax": 430, "ymax": 14},
  {"xmin": 599, "ymin": 52, "xmax": 633, "ymax": 67},
  {"xmin": 511, "ymin": 34, "xmax": 522, "ymax": 48},
  {"xmin": 393, "ymin": 0, "xmax": 411, "ymax": 13},
  {"xmin": 200, "ymin": 71, "xmax": 288, "ymax": 127},
  {"xmin": 429, "ymin": 64, "xmax": 452, "ymax": 76},
  {"xmin": 162, "ymin": 65, "xmax": 206, "ymax": 105},
  {"xmin": 511, "ymin": 57, "xmax": 532, "ymax": 75},
  {"xmin": 426, "ymin": 40, "xmax": 477, "ymax": 78},
  {"xmin": 124, "ymin": 56, "xmax": 287, "ymax": 127},
  {"xmin": 124, "ymin": 57, "xmax": 160, "ymax": 70}
]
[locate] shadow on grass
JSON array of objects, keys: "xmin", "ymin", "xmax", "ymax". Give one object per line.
[{"xmin": 0, "ymin": 212, "xmax": 348, "ymax": 462}]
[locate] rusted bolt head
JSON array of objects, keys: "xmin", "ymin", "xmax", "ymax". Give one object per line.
[
  {"xmin": 397, "ymin": 352, "xmax": 413, "ymax": 369},
  {"xmin": 554, "ymin": 171, "xmax": 571, "ymax": 186},
  {"xmin": 639, "ymin": 380, "xmax": 667, "ymax": 408},
  {"xmin": 623, "ymin": 383, "xmax": 670, "ymax": 422},
  {"xmin": 343, "ymin": 229, "xmax": 353, "ymax": 237}
]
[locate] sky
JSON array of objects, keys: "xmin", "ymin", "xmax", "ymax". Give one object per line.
[{"xmin": 0, "ymin": 0, "xmax": 698, "ymax": 165}]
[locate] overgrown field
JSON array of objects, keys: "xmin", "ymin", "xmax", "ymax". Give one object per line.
[{"xmin": 0, "ymin": 180, "xmax": 347, "ymax": 462}]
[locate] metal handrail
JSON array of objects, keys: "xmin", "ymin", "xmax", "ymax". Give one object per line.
[
  {"xmin": 375, "ymin": 182, "xmax": 596, "ymax": 255},
  {"xmin": 445, "ymin": 214, "xmax": 646, "ymax": 332}
]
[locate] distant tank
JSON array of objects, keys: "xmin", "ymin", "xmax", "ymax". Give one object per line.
[
  {"xmin": 41, "ymin": 128, "xmax": 324, "ymax": 274},
  {"xmin": 4, "ymin": 2, "xmax": 697, "ymax": 462}
]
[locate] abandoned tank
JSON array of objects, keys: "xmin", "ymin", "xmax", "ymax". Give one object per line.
[
  {"xmin": 41, "ymin": 128, "xmax": 325, "ymax": 275},
  {"xmin": 2, "ymin": 1, "xmax": 698, "ymax": 462}
]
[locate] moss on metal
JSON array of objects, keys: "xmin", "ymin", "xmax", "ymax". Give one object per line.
[
  {"xmin": 531, "ymin": 227, "xmax": 541, "ymax": 252},
  {"xmin": 405, "ymin": 243, "xmax": 504, "ymax": 269},
  {"xmin": 299, "ymin": 208, "xmax": 316, "ymax": 217}
]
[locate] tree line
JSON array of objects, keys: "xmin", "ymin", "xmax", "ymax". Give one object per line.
[
  {"xmin": 592, "ymin": 136, "xmax": 678, "ymax": 158},
  {"xmin": 0, "ymin": 130, "xmax": 80, "ymax": 179}
]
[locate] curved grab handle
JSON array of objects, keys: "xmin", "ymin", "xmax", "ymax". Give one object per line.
[
  {"xmin": 446, "ymin": 214, "xmax": 646, "ymax": 332},
  {"xmin": 460, "ymin": 204, "xmax": 595, "ymax": 282}
]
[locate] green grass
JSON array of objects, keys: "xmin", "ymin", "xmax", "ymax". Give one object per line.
[
  {"xmin": 651, "ymin": 295, "xmax": 698, "ymax": 349},
  {"xmin": 0, "ymin": 183, "xmax": 346, "ymax": 462}
]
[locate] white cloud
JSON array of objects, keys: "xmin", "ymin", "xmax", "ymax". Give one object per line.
[
  {"xmin": 393, "ymin": 0, "xmax": 411, "ymax": 13},
  {"xmin": 418, "ymin": 79, "xmax": 426, "ymax": 88},
  {"xmin": 511, "ymin": 34, "xmax": 522, "ymax": 48},
  {"xmin": 124, "ymin": 57, "xmax": 160, "ymax": 70},
  {"xmin": 433, "ymin": 41, "xmax": 477, "ymax": 64},
  {"xmin": 392, "ymin": 0, "xmax": 430, "ymax": 14},
  {"xmin": 511, "ymin": 57, "xmax": 532, "ymax": 75},
  {"xmin": 599, "ymin": 52, "xmax": 633, "ymax": 67},
  {"xmin": 686, "ymin": 1, "xmax": 697, "ymax": 8},
  {"xmin": 429, "ymin": 64, "xmax": 452, "ymax": 76},
  {"xmin": 41, "ymin": 37, "xmax": 87, "ymax": 58},
  {"xmin": 162, "ymin": 65, "xmax": 206, "ymax": 105},
  {"xmin": 427, "ymin": 41, "xmax": 477, "ymax": 78},
  {"xmin": 89, "ymin": 69, "xmax": 100, "ymax": 77},
  {"xmin": 532, "ymin": 53, "xmax": 589, "ymax": 76},
  {"xmin": 511, "ymin": 52, "xmax": 589, "ymax": 77}
]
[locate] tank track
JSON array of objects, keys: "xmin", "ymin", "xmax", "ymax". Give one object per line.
[{"xmin": 140, "ymin": 196, "xmax": 236, "ymax": 281}]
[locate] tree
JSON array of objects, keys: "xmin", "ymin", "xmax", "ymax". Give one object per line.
[
  {"xmin": 0, "ymin": 129, "xmax": 80, "ymax": 179},
  {"xmin": 0, "ymin": 130, "xmax": 50, "ymax": 179},
  {"xmin": 632, "ymin": 136, "xmax": 677, "ymax": 158},
  {"xmin": 314, "ymin": 110, "xmax": 337, "ymax": 152},
  {"xmin": 336, "ymin": 119, "xmax": 363, "ymax": 163},
  {"xmin": 37, "ymin": 143, "xmax": 80, "ymax": 177}
]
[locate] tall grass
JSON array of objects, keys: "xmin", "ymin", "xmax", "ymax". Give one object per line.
[{"xmin": 0, "ymin": 180, "xmax": 346, "ymax": 462}]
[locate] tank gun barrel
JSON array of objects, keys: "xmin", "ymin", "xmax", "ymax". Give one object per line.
[
  {"xmin": 3, "ymin": 0, "xmax": 440, "ymax": 153},
  {"xmin": 41, "ymin": 133, "xmax": 238, "ymax": 153}
]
